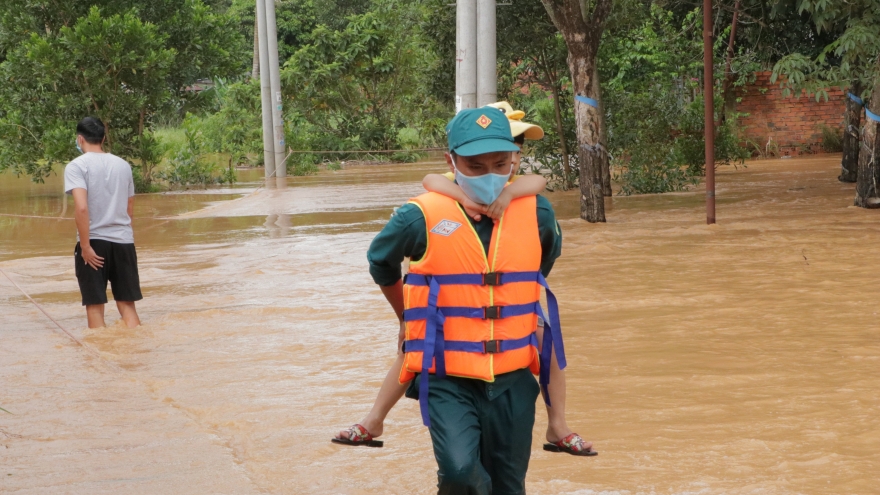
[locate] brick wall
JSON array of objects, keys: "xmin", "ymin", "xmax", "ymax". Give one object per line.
[{"xmin": 736, "ymin": 71, "xmax": 845, "ymax": 156}]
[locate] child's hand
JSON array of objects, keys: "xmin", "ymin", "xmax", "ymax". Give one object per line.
[
  {"xmin": 486, "ymin": 189, "xmax": 512, "ymax": 220},
  {"xmin": 461, "ymin": 196, "xmax": 487, "ymax": 221}
]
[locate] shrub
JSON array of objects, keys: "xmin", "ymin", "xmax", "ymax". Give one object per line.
[
  {"xmin": 609, "ymin": 86, "xmax": 749, "ymax": 195},
  {"xmin": 514, "ymin": 86, "xmax": 579, "ymax": 191},
  {"xmin": 185, "ymin": 80, "xmax": 263, "ymax": 167},
  {"xmin": 156, "ymin": 126, "xmax": 235, "ymax": 188},
  {"xmin": 818, "ymin": 124, "xmax": 843, "ymax": 152}
]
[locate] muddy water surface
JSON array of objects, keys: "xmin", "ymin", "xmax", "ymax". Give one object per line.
[{"xmin": 2, "ymin": 156, "xmax": 878, "ymax": 494}]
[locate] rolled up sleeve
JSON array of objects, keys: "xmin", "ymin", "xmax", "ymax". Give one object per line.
[{"xmin": 367, "ymin": 204, "xmax": 427, "ymax": 286}]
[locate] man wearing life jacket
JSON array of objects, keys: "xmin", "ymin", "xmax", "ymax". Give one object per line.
[{"xmin": 366, "ymin": 106, "xmax": 566, "ymax": 494}]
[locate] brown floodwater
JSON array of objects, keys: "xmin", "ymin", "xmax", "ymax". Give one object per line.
[{"xmin": 1, "ymin": 155, "xmax": 878, "ymax": 494}]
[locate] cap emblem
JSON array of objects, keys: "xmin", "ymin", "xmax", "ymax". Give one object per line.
[{"xmin": 476, "ymin": 115, "xmax": 492, "ymax": 129}]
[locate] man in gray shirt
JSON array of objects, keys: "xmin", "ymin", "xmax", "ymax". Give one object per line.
[{"xmin": 64, "ymin": 117, "xmax": 142, "ymax": 328}]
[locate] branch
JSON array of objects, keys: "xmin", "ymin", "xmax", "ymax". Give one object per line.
[
  {"xmin": 0, "ymin": 123, "xmax": 40, "ymax": 142},
  {"xmin": 541, "ymin": 0, "xmax": 564, "ymax": 31},
  {"xmin": 591, "ymin": 0, "xmax": 613, "ymax": 32},
  {"xmin": 578, "ymin": 0, "xmax": 591, "ymax": 25}
]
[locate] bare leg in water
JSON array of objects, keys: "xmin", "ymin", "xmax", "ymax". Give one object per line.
[
  {"xmin": 86, "ymin": 301, "xmax": 140, "ymax": 329},
  {"xmin": 336, "ymin": 353, "xmax": 408, "ymax": 440},
  {"xmin": 86, "ymin": 304, "xmax": 105, "ymax": 329},
  {"xmin": 116, "ymin": 301, "xmax": 141, "ymax": 328},
  {"xmin": 537, "ymin": 322, "xmax": 592, "ymax": 449}
]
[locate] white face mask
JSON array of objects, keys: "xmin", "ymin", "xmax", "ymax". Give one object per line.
[{"xmin": 75, "ymin": 137, "xmax": 84, "ymax": 154}]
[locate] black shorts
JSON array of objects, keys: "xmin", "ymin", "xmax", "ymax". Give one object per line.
[{"xmin": 74, "ymin": 240, "xmax": 143, "ymax": 306}]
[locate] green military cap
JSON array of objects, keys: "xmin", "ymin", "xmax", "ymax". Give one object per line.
[{"xmin": 446, "ymin": 107, "xmax": 520, "ymax": 157}]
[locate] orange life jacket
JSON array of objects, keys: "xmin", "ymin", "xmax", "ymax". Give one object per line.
[{"xmin": 400, "ymin": 192, "xmax": 567, "ymax": 427}]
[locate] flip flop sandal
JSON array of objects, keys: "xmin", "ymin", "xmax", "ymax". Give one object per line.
[
  {"xmin": 543, "ymin": 433, "xmax": 597, "ymax": 456},
  {"xmin": 331, "ymin": 424, "xmax": 384, "ymax": 448}
]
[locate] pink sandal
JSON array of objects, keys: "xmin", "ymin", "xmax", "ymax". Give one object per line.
[
  {"xmin": 543, "ymin": 433, "xmax": 597, "ymax": 456},
  {"xmin": 331, "ymin": 424, "xmax": 384, "ymax": 448}
]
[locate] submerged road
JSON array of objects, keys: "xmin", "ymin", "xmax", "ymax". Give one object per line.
[{"xmin": 1, "ymin": 156, "xmax": 878, "ymax": 494}]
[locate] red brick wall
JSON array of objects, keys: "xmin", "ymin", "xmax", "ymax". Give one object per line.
[{"xmin": 736, "ymin": 71, "xmax": 845, "ymax": 156}]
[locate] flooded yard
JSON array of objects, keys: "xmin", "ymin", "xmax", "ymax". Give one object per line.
[{"xmin": 1, "ymin": 155, "xmax": 878, "ymax": 494}]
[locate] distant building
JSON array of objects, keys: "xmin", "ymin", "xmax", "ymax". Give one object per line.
[{"xmin": 184, "ymin": 78, "xmax": 215, "ymax": 93}]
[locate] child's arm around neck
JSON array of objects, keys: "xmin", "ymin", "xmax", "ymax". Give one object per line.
[
  {"xmin": 422, "ymin": 173, "xmax": 487, "ymax": 221},
  {"xmin": 485, "ymin": 174, "xmax": 547, "ymax": 220}
]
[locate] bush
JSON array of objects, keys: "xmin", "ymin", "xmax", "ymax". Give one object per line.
[
  {"xmin": 514, "ymin": 86, "xmax": 579, "ymax": 191},
  {"xmin": 672, "ymin": 97, "xmax": 750, "ymax": 177},
  {"xmin": 608, "ymin": 83, "xmax": 701, "ymax": 195},
  {"xmin": 614, "ymin": 158, "xmax": 700, "ymax": 196},
  {"xmin": 609, "ymin": 84, "xmax": 749, "ymax": 195},
  {"xmin": 184, "ymin": 80, "xmax": 263, "ymax": 167},
  {"xmin": 156, "ymin": 126, "xmax": 235, "ymax": 188},
  {"xmin": 287, "ymin": 160, "xmax": 319, "ymax": 176},
  {"xmin": 819, "ymin": 124, "xmax": 843, "ymax": 152}
]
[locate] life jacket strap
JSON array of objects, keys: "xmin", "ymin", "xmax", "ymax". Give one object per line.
[
  {"xmin": 403, "ymin": 333, "xmax": 538, "ymax": 354},
  {"xmin": 402, "ymin": 301, "xmax": 540, "ymax": 321},
  {"xmin": 404, "ymin": 271, "xmax": 540, "ymax": 287},
  {"xmin": 536, "ymin": 273, "xmax": 566, "ymax": 407}
]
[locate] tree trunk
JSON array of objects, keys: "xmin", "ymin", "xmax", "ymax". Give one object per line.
[
  {"xmin": 541, "ymin": 0, "xmax": 611, "ymax": 222},
  {"xmin": 568, "ymin": 42, "xmax": 605, "ymax": 222},
  {"xmin": 549, "ymin": 81, "xmax": 572, "ymax": 189},
  {"xmin": 252, "ymin": 17, "xmax": 260, "ymax": 79},
  {"xmin": 593, "ymin": 64, "xmax": 611, "ymax": 196},
  {"xmin": 840, "ymin": 80, "xmax": 862, "ymax": 183},
  {"xmin": 854, "ymin": 81, "xmax": 880, "ymax": 208}
]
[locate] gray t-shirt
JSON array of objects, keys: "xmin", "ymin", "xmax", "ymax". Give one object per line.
[{"xmin": 64, "ymin": 152, "xmax": 135, "ymax": 244}]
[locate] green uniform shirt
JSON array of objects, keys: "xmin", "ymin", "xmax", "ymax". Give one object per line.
[{"xmin": 367, "ymin": 195, "xmax": 562, "ymax": 398}]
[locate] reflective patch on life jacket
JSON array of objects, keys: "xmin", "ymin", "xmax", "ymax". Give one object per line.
[{"xmin": 430, "ymin": 219, "xmax": 462, "ymax": 236}]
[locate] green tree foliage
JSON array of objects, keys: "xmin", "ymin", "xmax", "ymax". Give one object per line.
[
  {"xmin": 0, "ymin": 0, "xmax": 245, "ymax": 185},
  {"xmin": 662, "ymin": 0, "xmax": 838, "ymax": 64},
  {"xmin": 156, "ymin": 122, "xmax": 236, "ymax": 188},
  {"xmin": 771, "ymin": 0, "xmax": 880, "ymax": 99},
  {"xmin": 189, "ymin": 79, "xmax": 263, "ymax": 166},
  {"xmin": 222, "ymin": 0, "xmax": 371, "ymax": 63},
  {"xmin": 423, "ymin": 0, "xmax": 755, "ymax": 196},
  {"xmin": 516, "ymin": 85, "xmax": 580, "ymax": 191},
  {"xmin": 496, "ymin": 0, "xmax": 577, "ymax": 189},
  {"xmin": 420, "ymin": 0, "xmax": 456, "ymax": 105},
  {"xmin": 600, "ymin": 3, "xmax": 748, "ymax": 195},
  {"xmin": 281, "ymin": 2, "xmax": 446, "ymax": 154},
  {"xmin": 769, "ymin": 0, "xmax": 880, "ymax": 207}
]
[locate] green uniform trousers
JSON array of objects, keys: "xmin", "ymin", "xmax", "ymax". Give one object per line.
[{"xmin": 407, "ymin": 368, "xmax": 540, "ymax": 495}]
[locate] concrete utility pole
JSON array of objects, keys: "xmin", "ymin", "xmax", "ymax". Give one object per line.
[
  {"xmin": 476, "ymin": 0, "xmax": 497, "ymax": 106},
  {"xmin": 256, "ymin": 0, "xmax": 275, "ymax": 178},
  {"xmin": 264, "ymin": 0, "xmax": 286, "ymax": 178},
  {"xmin": 456, "ymin": 0, "xmax": 477, "ymax": 113},
  {"xmin": 703, "ymin": 0, "xmax": 716, "ymax": 224},
  {"xmin": 252, "ymin": 17, "xmax": 259, "ymax": 79}
]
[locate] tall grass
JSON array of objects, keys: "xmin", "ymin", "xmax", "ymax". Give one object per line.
[
  {"xmin": 152, "ymin": 127, "xmax": 187, "ymax": 152},
  {"xmin": 818, "ymin": 124, "xmax": 843, "ymax": 153}
]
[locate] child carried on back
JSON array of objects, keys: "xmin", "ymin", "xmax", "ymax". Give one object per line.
[{"xmin": 332, "ymin": 102, "xmax": 596, "ymax": 456}]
